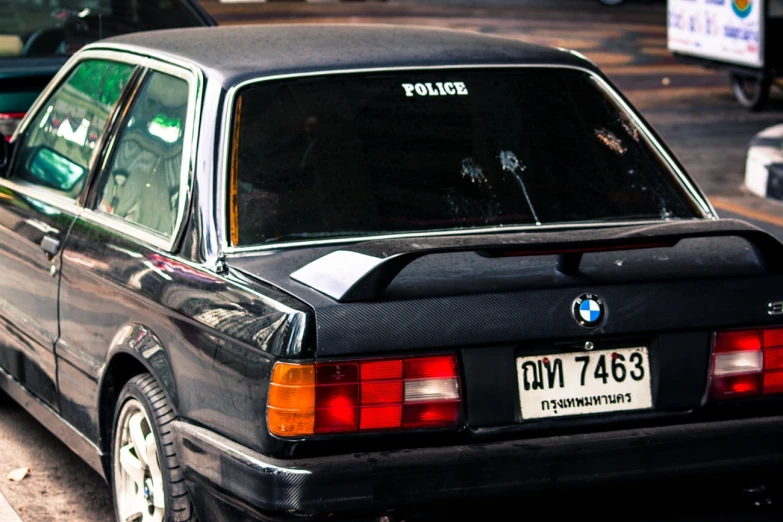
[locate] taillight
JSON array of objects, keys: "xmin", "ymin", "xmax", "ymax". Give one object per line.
[
  {"xmin": 267, "ymin": 363, "xmax": 315, "ymax": 437},
  {"xmin": 268, "ymin": 354, "xmax": 461, "ymax": 437},
  {"xmin": 710, "ymin": 327, "xmax": 783, "ymax": 400},
  {"xmin": 0, "ymin": 113, "xmax": 25, "ymax": 139}
]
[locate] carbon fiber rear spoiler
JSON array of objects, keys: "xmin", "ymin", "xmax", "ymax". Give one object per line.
[{"xmin": 289, "ymin": 219, "xmax": 783, "ymax": 302}]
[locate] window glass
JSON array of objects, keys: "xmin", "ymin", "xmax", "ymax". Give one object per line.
[
  {"xmin": 10, "ymin": 58, "xmax": 134, "ymax": 198},
  {"xmin": 230, "ymin": 69, "xmax": 700, "ymax": 247},
  {"xmin": 96, "ymin": 71, "xmax": 190, "ymax": 238},
  {"xmin": 0, "ymin": 0, "xmax": 209, "ymax": 59}
]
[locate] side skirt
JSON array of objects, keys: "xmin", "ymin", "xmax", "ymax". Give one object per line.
[{"xmin": 0, "ymin": 366, "xmax": 106, "ymax": 480}]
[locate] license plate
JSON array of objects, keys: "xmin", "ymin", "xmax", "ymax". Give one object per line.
[{"xmin": 516, "ymin": 347, "xmax": 652, "ymax": 420}]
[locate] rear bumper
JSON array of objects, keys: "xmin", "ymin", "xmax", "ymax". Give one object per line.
[{"xmin": 172, "ymin": 416, "xmax": 783, "ymax": 520}]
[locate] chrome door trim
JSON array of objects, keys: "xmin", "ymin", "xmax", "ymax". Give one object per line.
[
  {"xmin": 82, "ymin": 53, "xmax": 204, "ymax": 252},
  {"xmin": 0, "ymin": 178, "xmax": 83, "ymax": 217}
]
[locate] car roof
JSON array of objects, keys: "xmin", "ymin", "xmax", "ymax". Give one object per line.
[{"xmin": 93, "ymin": 24, "xmax": 599, "ymax": 88}]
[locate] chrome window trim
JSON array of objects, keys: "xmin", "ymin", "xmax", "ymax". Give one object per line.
[
  {"xmin": 224, "ymin": 219, "xmax": 685, "ymax": 256},
  {"xmin": 85, "ymin": 55, "xmax": 203, "ymax": 252},
  {"xmin": 87, "ymin": 43, "xmax": 206, "ymax": 253},
  {"xmin": 192, "ymin": 78, "xmax": 224, "ymax": 270},
  {"xmin": 0, "ymin": 177, "xmax": 83, "ymax": 217},
  {"xmin": 78, "ymin": 207, "xmax": 176, "ymax": 251},
  {"xmin": 9, "ymin": 45, "xmax": 204, "ymax": 253},
  {"xmin": 216, "ymin": 63, "xmax": 717, "ymax": 255}
]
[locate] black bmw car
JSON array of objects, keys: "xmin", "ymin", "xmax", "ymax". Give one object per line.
[{"xmin": 1, "ymin": 24, "xmax": 783, "ymax": 522}]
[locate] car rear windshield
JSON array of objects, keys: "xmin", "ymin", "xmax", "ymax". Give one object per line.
[
  {"xmin": 229, "ymin": 68, "xmax": 701, "ymax": 247},
  {"xmin": 0, "ymin": 0, "xmax": 207, "ymax": 59}
]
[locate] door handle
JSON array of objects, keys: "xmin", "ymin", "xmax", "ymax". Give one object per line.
[{"xmin": 40, "ymin": 235, "xmax": 61, "ymax": 259}]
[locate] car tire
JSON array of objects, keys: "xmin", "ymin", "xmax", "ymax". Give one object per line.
[
  {"xmin": 111, "ymin": 374, "xmax": 194, "ymax": 522},
  {"xmin": 730, "ymin": 72, "xmax": 771, "ymax": 111}
]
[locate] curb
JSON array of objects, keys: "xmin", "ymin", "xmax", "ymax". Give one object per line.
[
  {"xmin": 744, "ymin": 124, "xmax": 783, "ymax": 201},
  {"xmin": 0, "ymin": 490, "xmax": 22, "ymax": 522}
]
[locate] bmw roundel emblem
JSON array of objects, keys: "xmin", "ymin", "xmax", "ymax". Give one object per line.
[{"xmin": 573, "ymin": 293, "xmax": 605, "ymax": 328}]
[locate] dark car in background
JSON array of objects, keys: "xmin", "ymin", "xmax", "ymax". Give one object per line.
[
  {"xmin": 2, "ymin": 23, "xmax": 783, "ymax": 522},
  {"xmin": 0, "ymin": 0, "xmax": 215, "ymax": 138}
]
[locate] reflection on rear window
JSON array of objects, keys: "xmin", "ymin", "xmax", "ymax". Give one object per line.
[{"xmin": 230, "ymin": 68, "xmax": 699, "ymax": 247}]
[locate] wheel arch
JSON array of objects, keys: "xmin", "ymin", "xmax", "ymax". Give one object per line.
[{"xmin": 97, "ymin": 323, "xmax": 178, "ymax": 475}]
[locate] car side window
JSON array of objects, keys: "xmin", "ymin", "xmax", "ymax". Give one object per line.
[
  {"xmin": 10, "ymin": 59, "xmax": 134, "ymax": 198},
  {"xmin": 96, "ymin": 71, "xmax": 190, "ymax": 238}
]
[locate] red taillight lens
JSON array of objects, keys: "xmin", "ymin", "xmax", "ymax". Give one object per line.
[
  {"xmin": 763, "ymin": 328, "xmax": 783, "ymax": 394},
  {"xmin": 763, "ymin": 329, "xmax": 783, "ymax": 349},
  {"xmin": 316, "ymin": 362, "xmax": 359, "ymax": 384},
  {"xmin": 404, "ymin": 356, "xmax": 458, "ymax": 379},
  {"xmin": 712, "ymin": 373, "xmax": 762, "ymax": 399},
  {"xmin": 763, "ymin": 372, "xmax": 783, "ymax": 395},
  {"xmin": 0, "ymin": 112, "xmax": 25, "ymax": 139},
  {"xmin": 315, "ymin": 363, "xmax": 359, "ymax": 433},
  {"xmin": 361, "ymin": 359, "xmax": 402, "ymax": 381},
  {"xmin": 763, "ymin": 347, "xmax": 783, "ymax": 371},
  {"xmin": 403, "ymin": 402, "xmax": 460, "ymax": 428},
  {"xmin": 315, "ymin": 383, "xmax": 359, "ymax": 433},
  {"xmin": 711, "ymin": 328, "xmax": 783, "ymax": 400},
  {"xmin": 714, "ymin": 330, "xmax": 761, "ymax": 352},
  {"xmin": 361, "ymin": 381, "xmax": 403, "ymax": 404},
  {"xmin": 269, "ymin": 354, "xmax": 461, "ymax": 437},
  {"xmin": 401, "ymin": 355, "xmax": 460, "ymax": 428},
  {"xmin": 360, "ymin": 405, "xmax": 402, "ymax": 430}
]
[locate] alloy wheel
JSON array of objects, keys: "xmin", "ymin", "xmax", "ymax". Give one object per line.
[{"xmin": 113, "ymin": 398, "xmax": 165, "ymax": 522}]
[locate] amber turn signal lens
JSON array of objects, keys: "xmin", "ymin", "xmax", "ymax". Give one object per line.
[
  {"xmin": 267, "ymin": 409, "xmax": 315, "ymax": 437},
  {"xmin": 272, "ymin": 362, "xmax": 315, "ymax": 386},
  {"xmin": 268, "ymin": 383, "xmax": 315, "ymax": 410},
  {"xmin": 268, "ymin": 362, "xmax": 315, "ymax": 436}
]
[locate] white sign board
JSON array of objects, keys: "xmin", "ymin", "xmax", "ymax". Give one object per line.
[{"xmin": 668, "ymin": 0, "xmax": 764, "ymax": 68}]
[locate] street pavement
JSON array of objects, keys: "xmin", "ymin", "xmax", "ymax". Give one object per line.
[
  {"xmin": 0, "ymin": 392, "xmax": 113, "ymax": 522},
  {"xmin": 1, "ymin": 1, "xmax": 783, "ymax": 521}
]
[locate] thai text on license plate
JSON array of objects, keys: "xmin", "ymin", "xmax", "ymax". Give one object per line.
[{"xmin": 516, "ymin": 346, "xmax": 652, "ymax": 420}]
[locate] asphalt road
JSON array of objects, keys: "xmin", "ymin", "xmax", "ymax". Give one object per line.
[
  {"xmin": 1, "ymin": 1, "xmax": 783, "ymax": 521},
  {"xmin": 0, "ymin": 391, "xmax": 113, "ymax": 522}
]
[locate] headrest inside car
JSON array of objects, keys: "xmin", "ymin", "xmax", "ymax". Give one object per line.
[{"xmin": 0, "ymin": 35, "xmax": 23, "ymax": 57}]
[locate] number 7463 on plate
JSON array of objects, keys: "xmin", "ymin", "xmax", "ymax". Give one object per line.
[{"xmin": 516, "ymin": 346, "xmax": 653, "ymax": 420}]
